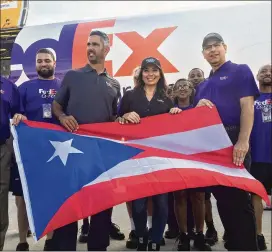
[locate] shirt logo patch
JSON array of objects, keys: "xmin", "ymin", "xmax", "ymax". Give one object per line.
[
  {"xmin": 255, "ymin": 99, "xmax": 272, "ymax": 123},
  {"xmin": 106, "ymin": 81, "xmax": 112, "ymax": 87},
  {"xmin": 0, "ymin": 89, "xmax": 5, "ymax": 94},
  {"xmin": 39, "ymin": 89, "xmax": 57, "ymax": 99},
  {"xmin": 157, "ymin": 99, "xmax": 164, "ymax": 103},
  {"xmin": 220, "ymin": 76, "xmax": 228, "ymax": 80}
]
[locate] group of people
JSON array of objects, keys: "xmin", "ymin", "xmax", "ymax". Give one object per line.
[{"xmin": 0, "ymin": 29, "xmax": 271, "ymax": 252}]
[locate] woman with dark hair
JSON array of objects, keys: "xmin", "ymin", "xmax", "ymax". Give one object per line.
[
  {"xmin": 118, "ymin": 57, "xmax": 181, "ymax": 251},
  {"xmin": 171, "ymin": 79, "xmax": 211, "ymax": 251}
]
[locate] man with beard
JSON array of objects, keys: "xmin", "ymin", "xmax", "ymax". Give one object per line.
[
  {"xmin": 195, "ymin": 33, "xmax": 260, "ymax": 250},
  {"xmin": 52, "ymin": 30, "xmax": 121, "ymax": 251},
  {"xmin": 250, "ymin": 64, "xmax": 272, "ymax": 250},
  {"xmin": 11, "ymin": 48, "xmax": 61, "ymax": 251},
  {"xmin": 0, "ymin": 75, "xmax": 21, "ymax": 251}
]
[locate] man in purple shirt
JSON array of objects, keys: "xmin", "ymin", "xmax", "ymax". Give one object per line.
[
  {"xmin": 194, "ymin": 33, "xmax": 260, "ymax": 250},
  {"xmin": 0, "ymin": 75, "xmax": 21, "ymax": 251},
  {"xmin": 250, "ymin": 64, "xmax": 271, "ymax": 250},
  {"xmin": 12, "ymin": 48, "xmax": 61, "ymax": 251}
]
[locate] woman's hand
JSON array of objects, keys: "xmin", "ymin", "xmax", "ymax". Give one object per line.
[{"xmin": 122, "ymin": 112, "xmax": 141, "ymax": 124}]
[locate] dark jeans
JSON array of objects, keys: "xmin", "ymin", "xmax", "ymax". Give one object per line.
[
  {"xmin": 132, "ymin": 193, "xmax": 168, "ymax": 243},
  {"xmin": 51, "ymin": 208, "xmax": 113, "ymax": 251},
  {"xmin": 210, "ymin": 126, "xmax": 257, "ymax": 250}
]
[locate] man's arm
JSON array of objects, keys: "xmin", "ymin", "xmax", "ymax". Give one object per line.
[
  {"xmin": 239, "ymin": 96, "xmax": 254, "ymax": 143},
  {"xmin": 53, "ymin": 72, "xmax": 78, "ymax": 132},
  {"xmin": 233, "ymin": 96, "xmax": 254, "ymax": 166}
]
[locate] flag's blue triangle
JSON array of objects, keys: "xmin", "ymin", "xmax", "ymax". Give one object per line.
[{"xmin": 14, "ymin": 123, "xmax": 143, "ymax": 238}]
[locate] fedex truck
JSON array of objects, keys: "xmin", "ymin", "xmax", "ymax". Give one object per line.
[{"xmin": 9, "ymin": 1, "xmax": 271, "ymax": 93}]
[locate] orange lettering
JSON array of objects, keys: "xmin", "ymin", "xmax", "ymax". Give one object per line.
[{"xmin": 114, "ymin": 27, "xmax": 178, "ymax": 77}]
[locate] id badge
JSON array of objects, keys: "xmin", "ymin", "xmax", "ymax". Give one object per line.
[
  {"xmin": 42, "ymin": 104, "xmax": 52, "ymax": 118},
  {"xmin": 261, "ymin": 107, "xmax": 271, "ymax": 123}
]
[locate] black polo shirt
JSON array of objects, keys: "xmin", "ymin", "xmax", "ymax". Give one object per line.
[
  {"xmin": 54, "ymin": 64, "xmax": 120, "ymax": 124},
  {"xmin": 118, "ymin": 88, "xmax": 174, "ymax": 118}
]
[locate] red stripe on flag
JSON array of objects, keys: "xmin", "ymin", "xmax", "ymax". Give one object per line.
[
  {"xmin": 127, "ymin": 143, "xmax": 241, "ymax": 169},
  {"xmin": 23, "ymin": 107, "xmax": 222, "ymax": 141},
  {"xmin": 42, "ymin": 167, "xmax": 269, "ymax": 238}
]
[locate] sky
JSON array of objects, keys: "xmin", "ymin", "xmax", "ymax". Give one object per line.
[{"xmin": 25, "ymin": 1, "xmax": 260, "ymax": 26}]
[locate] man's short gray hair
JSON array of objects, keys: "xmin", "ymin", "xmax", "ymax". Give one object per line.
[{"xmin": 90, "ymin": 30, "xmax": 110, "ymax": 47}]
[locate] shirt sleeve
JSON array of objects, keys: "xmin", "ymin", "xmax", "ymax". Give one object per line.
[
  {"xmin": 18, "ymin": 83, "xmax": 27, "ymax": 115},
  {"xmin": 237, "ymin": 64, "xmax": 260, "ymax": 100},
  {"xmin": 118, "ymin": 91, "xmax": 131, "ymax": 117},
  {"xmin": 10, "ymin": 83, "xmax": 21, "ymax": 117},
  {"xmin": 54, "ymin": 71, "xmax": 72, "ymax": 109}
]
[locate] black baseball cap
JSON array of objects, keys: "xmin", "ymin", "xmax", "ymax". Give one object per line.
[
  {"xmin": 141, "ymin": 57, "xmax": 161, "ymax": 69},
  {"xmin": 202, "ymin": 33, "xmax": 224, "ymax": 48}
]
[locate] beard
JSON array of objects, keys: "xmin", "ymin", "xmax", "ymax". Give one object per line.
[
  {"xmin": 37, "ymin": 68, "xmax": 54, "ymax": 79},
  {"xmin": 261, "ymin": 80, "xmax": 272, "ymax": 86}
]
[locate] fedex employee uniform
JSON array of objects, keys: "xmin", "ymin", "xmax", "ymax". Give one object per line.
[
  {"xmin": 194, "ymin": 61, "xmax": 260, "ymax": 251},
  {"xmin": 0, "ymin": 76, "xmax": 21, "ymax": 251},
  {"xmin": 10, "ymin": 78, "xmax": 61, "ymax": 197},
  {"xmin": 250, "ymin": 93, "xmax": 272, "ymax": 194}
]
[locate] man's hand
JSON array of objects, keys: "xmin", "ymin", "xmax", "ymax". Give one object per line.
[
  {"xmin": 233, "ymin": 140, "xmax": 249, "ymax": 166},
  {"xmin": 123, "ymin": 112, "xmax": 141, "ymax": 124},
  {"xmin": 59, "ymin": 115, "xmax": 79, "ymax": 132},
  {"xmin": 169, "ymin": 107, "xmax": 182, "ymax": 115},
  {"xmin": 12, "ymin": 113, "xmax": 27, "ymax": 126},
  {"xmin": 196, "ymin": 99, "xmax": 214, "ymax": 109}
]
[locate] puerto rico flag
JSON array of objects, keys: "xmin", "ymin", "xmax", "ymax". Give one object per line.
[{"xmin": 11, "ymin": 107, "xmax": 269, "ymax": 241}]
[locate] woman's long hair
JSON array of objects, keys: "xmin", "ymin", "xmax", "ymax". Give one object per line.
[
  {"xmin": 173, "ymin": 78, "xmax": 195, "ymax": 105},
  {"xmin": 135, "ymin": 67, "xmax": 168, "ymax": 98}
]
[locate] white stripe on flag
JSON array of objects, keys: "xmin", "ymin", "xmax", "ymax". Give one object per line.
[
  {"xmin": 83, "ymin": 156, "xmax": 254, "ymax": 188},
  {"xmin": 128, "ymin": 124, "xmax": 233, "ymax": 155}
]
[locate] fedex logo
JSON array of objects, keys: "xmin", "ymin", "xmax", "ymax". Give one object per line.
[
  {"xmin": 39, "ymin": 89, "xmax": 57, "ymax": 98},
  {"xmin": 10, "ymin": 19, "xmax": 179, "ymax": 84},
  {"xmin": 255, "ymin": 99, "xmax": 272, "ymax": 110}
]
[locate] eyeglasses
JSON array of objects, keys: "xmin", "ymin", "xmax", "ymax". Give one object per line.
[
  {"xmin": 173, "ymin": 85, "xmax": 190, "ymax": 91},
  {"xmin": 203, "ymin": 42, "xmax": 223, "ymax": 52}
]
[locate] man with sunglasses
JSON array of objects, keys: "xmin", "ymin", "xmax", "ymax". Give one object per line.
[{"xmin": 194, "ymin": 33, "xmax": 260, "ymax": 250}]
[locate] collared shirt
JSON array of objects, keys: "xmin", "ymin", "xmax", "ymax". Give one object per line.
[
  {"xmin": 54, "ymin": 64, "xmax": 121, "ymax": 124},
  {"xmin": 250, "ymin": 93, "xmax": 272, "ymax": 163},
  {"xmin": 0, "ymin": 76, "xmax": 21, "ymax": 143},
  {"xmin": 19, "ymin": 78, "xmax": 61, "ymax": 124},
  {"xmin": 118, "ymin": 88, "xmax": 174, "ymax": 118},
  {"xmin": 194, "ymin": 61, "xmax": 259, "ymax": 126}
]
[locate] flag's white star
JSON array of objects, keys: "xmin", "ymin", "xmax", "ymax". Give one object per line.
[{"xmin": 47, "ymin": 139, "xmax": 83, "ymax": 166}]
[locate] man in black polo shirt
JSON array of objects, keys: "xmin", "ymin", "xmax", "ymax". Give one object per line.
[{"xmin": 52, "ymin": 30, "xmax": 121, "ymax": 251}]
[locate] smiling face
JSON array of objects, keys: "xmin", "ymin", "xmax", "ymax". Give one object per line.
[
  {"xmin": 141, "ymin": 64, "xmax": 161, "ymax": 87},
  {"xmin": 36, "ymin": 53, "xmax": 55, "ymax": 79},
  {"xmin": 173, "ymin": 79, "xmax": 193, "ymax": 100},
  {"xmin": 202, "ymin": 40, "xmax": 227, "ymax": 69},
  {"xmin": 188, "ymin": 69, "xmax": 205, "ymax": 87}
]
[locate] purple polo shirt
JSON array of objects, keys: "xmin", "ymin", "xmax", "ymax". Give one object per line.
[
  {"xmin": 0, "ymin": 76, "xmax": 21, "ymax": 142},
  {"xmin": 250, "ymin": 93, "xmax": 272, "ymax": 163},
  {"xmin": 194, "ymin": 61, "xmax": 259, "ymax": 126},
  {"xmin": 19, "ymin": 78, "xmax": 61, "ymax": 124}
]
